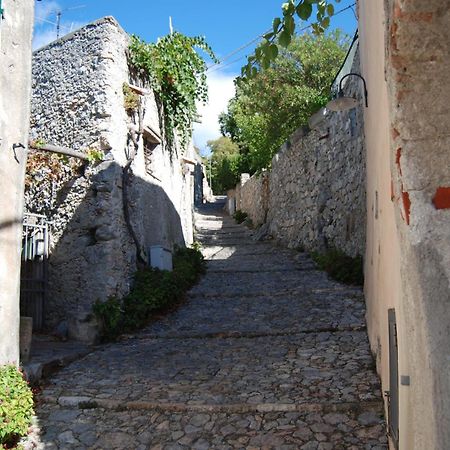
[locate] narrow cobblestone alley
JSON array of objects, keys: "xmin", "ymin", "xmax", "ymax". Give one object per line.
[{"xmin": 34, "ymin": 199, "xmax": 387, "ymax": 449}]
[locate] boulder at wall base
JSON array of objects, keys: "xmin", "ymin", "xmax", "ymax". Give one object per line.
[{"xmin": 68, "ymin": 312, "xmax": 100, "ymax": 344}]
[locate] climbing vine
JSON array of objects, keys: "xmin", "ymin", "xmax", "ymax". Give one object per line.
[{"xmin": 129, "ymin": 33, "xmax": 218, "ymax": 155}]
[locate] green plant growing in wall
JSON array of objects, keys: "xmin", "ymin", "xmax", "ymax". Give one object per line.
[
  {"xmin": 311, "ymin": 248, "xmax": 364, "ymax": 285},
  {"xmin": 233, "ymin": 210, "xmax": 248, "ymax": 224},
  {"xmin": 0, "ymin": 366, "xmax": 34, "ymax": 448},
  {"xmin": 122, "ymin": 83, "xmax": 140, "ymax": 113},
  {"xmin": 85, "ymin": 148, "xmax": 104, "ymax": 164},
  {"xmin": 129, "ymin": 32, "xmax": 218, "ymax": 156}
]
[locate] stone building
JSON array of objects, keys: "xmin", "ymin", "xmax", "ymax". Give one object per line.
[
  {"xmin": 26, "ymin": 17, "xmax": 202, "ymax": 341},
  {"xmin": 0, "ymin": 0, "xmax": 34, "ymax": 365}
]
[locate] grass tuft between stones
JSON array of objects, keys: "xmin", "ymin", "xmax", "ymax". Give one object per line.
[
  {"xmin": 311, "ymin": 248, "xmax": 364, "ymax": 286},
  {"xmin": 93, "ymin": 245, "xmax": 206, "ymax": 341}
]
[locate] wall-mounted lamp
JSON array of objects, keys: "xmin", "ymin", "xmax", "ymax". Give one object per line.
[{"xmin": 326, "ymin": 73, "xmax": 368, "ymax": 112}]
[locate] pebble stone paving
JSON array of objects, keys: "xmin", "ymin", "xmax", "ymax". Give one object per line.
[{"xmin": 29, "ymin": 199, "xmax": 387, "ymax": 449}]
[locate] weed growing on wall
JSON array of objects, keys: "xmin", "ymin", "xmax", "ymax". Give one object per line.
[
  {"xmin": 0, "ymin": 366, "xmax": 34, "ymax": 448},
  {"xmin": 93, "ymin": 245, "xmax": 206, "ymax": 341},
  {"xmin": 233, "ymin": 210, "xmax": 248, "ymax": 224},
  {"xmin": 311, "ymin": 248, "xmax": 364, "ymax": 285},
  {"xmin": 129, "ymin": 33, "xmax": 218, "ymax": 156}
]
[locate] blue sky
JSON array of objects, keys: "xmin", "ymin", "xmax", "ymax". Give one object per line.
[{"xmin": 34, "ymin": 0, "xmax": 358, "ymax": 153}]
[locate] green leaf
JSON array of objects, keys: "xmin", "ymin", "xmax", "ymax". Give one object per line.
[
  {"xmin": 268, "ymin": 44, "xmax": 279, "ymax": 59},
  {"xmin": 321, "ymin": 16, "xmax": 330, "ymax": 28},
  {"xmin": 273, "ymin": 17, "xmax": 282, "ymax": 33},
  {"xmin": 263, "ymin": 31, "xmax": 275, "ymax": 40},
  {"xmin": 282, "ymin": 1, "xmax": 295, "ymax": 16},
  {"xmin": 278, "ymin": 30, "xmax": 292, "ymax": 48},
  {"xmin": 296, "ymin": 2, "xmax": 313, "ymax": 20},
  {"xmin": 261, "ymin": 57, "xmax": 270, "ymax": 70},
  {"xmin": 327, "ymin": 4, "xmax": 334, "ymax": 16},
  {"xmin": 284, "ymin": 15, "xmax": 296, "ymax": 34}
]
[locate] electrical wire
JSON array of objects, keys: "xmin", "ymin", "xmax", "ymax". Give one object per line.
[{"xmin": 207, "ymin": 2, "xmax": 356, "ymax": 73}]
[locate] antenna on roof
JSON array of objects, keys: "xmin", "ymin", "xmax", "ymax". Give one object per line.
[{"xmin": 55, "ymin": 5, "xmax": 86, "ymax": 39}]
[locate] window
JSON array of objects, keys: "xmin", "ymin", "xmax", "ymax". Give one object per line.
[{"xmin": 142, "ymin": 126, "xmax": 161, "ymax": 177}]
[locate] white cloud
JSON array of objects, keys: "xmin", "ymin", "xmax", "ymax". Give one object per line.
[{"xmin": 193, "ymin": 70, "xmax": 236, "ymax": 156}]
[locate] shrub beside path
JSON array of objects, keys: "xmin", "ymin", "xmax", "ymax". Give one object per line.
[{"xmin": 33, "ymin": 198, "xmax": 387, "ymax": 449}]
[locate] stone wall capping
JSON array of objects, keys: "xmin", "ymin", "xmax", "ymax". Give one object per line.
[{"xmin": 32, "ymin": 16, "xmax": 126, "ymax": 55}]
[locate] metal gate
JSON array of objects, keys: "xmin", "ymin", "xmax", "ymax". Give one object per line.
[{"xmin": 20, "ymin": 213, "xmax": 50, "ymax": 331}]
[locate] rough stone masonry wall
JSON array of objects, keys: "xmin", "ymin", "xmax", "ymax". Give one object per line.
[
  {"xmin": 28, "ymin": 17, "xmax": 194, "ymax": 336},
  {"xmin": 238, "ymin": 46, "xmax": 365, "ymax": 257}
]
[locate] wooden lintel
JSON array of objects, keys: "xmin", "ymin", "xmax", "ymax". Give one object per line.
[
  {"xmin": 181, "ymin": 157, "xmax": 197, "ymax": 166},
  {"xmin": 127, "ymin": 83, "xmax": 151, "ymax": 96},
  {"xmin": 143, "ymin": 126, "xmax": 162, "ymax": 144}
]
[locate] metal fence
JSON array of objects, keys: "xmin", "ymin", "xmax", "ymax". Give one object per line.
[{"xmin": 20, "ymin": 213, "xmax": 50, "ymax": 331}]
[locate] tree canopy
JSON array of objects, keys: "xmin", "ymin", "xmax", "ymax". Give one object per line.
[
  {"xmin": 206, "ymin": 137, "xmax": 246, "ymax": 194},
  {"xmin": 220, "ymin": 31, "xmax": 348, "ymax": 173}
]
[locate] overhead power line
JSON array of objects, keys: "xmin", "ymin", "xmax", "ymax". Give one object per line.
[{"xmin": 207, "ymin": 2, "xmax": 356, "ymax": 73}]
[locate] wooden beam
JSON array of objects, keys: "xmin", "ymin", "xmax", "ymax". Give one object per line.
[
  {"xmin": 127, "ymin": 83, "xmax": 151, "ymax": 96},
  {"xmin": 29, "ymin": 142, "xmax": 90, "ymax": 160}
]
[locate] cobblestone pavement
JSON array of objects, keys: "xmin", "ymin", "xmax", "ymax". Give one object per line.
[{"xmin": 32, "ymin": 199, "xmax": 387, "ymax": 449}]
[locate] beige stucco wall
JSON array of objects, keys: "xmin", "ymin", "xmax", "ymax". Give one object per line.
[
  {"xmin": 358, "ymin": 2, "xmax": 404, "ymax": 448},
  {"xmin": 0, "ymin": 0, "xmax": 34, "ymax": 365},
  {"xmin": 360, "ymin": 0, "xmax": 450, "ymax": 448}
]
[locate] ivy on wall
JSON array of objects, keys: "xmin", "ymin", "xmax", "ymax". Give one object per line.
[{"xmin": 129, "ymin": 32, "xmax": 218, "ymax": 155}]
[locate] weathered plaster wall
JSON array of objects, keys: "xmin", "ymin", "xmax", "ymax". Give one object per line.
[
  {"xmin": 385, "ymin": 0, "xmax": 450, "ymax": 447},
  {"xmin": 27, "ymin": 18, "xmax": 196, "ymax": 337},
  {"xmin": 233, "ymin": 47, "xmax": 366, "ymax": 258},
  {"xmin": 0, "ymin": 0, "xmax": 34, "ymax": 365},
  {"xmin": 360, "ymin": 0, "xmax": 450, "ymax": 447},
  {"xmin": 357, "ymin": 2, "xmax": 403, "ymax": 448}
]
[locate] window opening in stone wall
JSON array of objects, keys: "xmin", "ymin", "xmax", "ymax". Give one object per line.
[{"xmin": 143, "ymin": 127, "xmax": 160, "ymax": 178}]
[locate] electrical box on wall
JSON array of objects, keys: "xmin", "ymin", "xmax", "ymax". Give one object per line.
[{"xmin": 149, "ymin": 245, "xmax": 173, "ymax": 271}]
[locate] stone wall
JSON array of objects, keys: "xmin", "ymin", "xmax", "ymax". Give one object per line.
[
  {"xmin": 240, "ymin": 171, "xmax": 269, "ymax": 227},
  {"xmin": 233, "ymin": 44, "xmax": 366, "ymax": 257},
  {"xmin": 27, "ymin": 17, "xmax": 197, "ymax": 339},
  {"xmin": 0, "ymin": 0, "xmax": 34, "ymax": 365}
]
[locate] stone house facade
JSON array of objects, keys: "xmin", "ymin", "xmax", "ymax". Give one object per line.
[
  {"xmin": 0, "ymin": 0, "xmax": 34, "ymax": 365},
  {"xmin": 26, "ymin": 17, "xmax": 201, "ymax": 341}
]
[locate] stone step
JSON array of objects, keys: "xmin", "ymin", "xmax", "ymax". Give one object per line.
[
  {"xmin": 39, "ymin": 332, "xmax": 380, "ymax": 408},
  {"xmin": 188, "ymin": 270, "xmax": 336, "ymax": 297},
  {"xmin": 142, "ymin": 291, "xmax": 366, "ymax": 339},
  {"xmin": 36, "ymin": 400, "xmax": 387, "ymax": 449}
]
